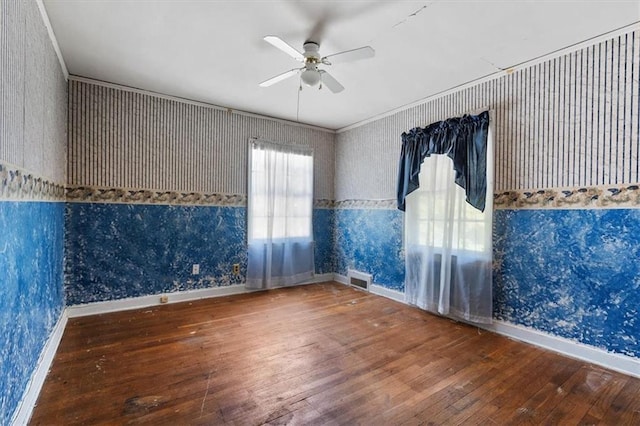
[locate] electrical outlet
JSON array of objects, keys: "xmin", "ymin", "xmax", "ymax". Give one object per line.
[
  {"xmin": 160, "ymin": 295, "xmax": 169, "ymax": 304},
  {"xmin": 192, "ymin": 264, "xmax": 200, "ymax": 275},
  {"xmin": 233, "ymin": 264, "xmax": 240, "ymax": 275}
]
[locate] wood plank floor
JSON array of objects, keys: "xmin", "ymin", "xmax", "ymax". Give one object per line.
[{"xmin": 31, "ymin": 282, "xmax": 640, "ymax": 425}]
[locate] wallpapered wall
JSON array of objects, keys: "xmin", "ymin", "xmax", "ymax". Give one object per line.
[
  {"xmin": 65, "ymin": 79, "xmax": 337, "ymax": 304},
  {"xmin": 1, "ymin": 3, "xmax": 67, "ymax": 183},
  {"xmin": 0, "ymin": 1, "xmax": 67, "ymax": 424},
  {"xmin": 335, "ymin": 29, "xmax": 640, "ymax": 359}
]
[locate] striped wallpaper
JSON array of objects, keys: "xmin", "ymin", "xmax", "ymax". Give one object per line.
[
  {"xmin": 68, "ymin": 79, "xmax": 336, "ymax": 200},
  {"xmin": 0, "ymin": 0, "xmax": 67, "ymax": 186},
  {"xmin": 336, "ymin": 29, "xmax": 640, "ymax": 201}
]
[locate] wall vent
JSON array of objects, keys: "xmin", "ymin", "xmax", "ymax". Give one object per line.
[{"xmin": 347, "ymin": 269, "xmax": 372, "ymax": 291}]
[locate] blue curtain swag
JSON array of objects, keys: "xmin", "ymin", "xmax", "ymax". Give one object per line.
[{"xmin": 397, "ymin": 111, "xmax": 490, "ymax": 212}]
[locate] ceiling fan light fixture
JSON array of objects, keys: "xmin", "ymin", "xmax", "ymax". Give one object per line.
[{"xmin": 301, "ymin": 68, "xmax": 321, "ymax": 87}]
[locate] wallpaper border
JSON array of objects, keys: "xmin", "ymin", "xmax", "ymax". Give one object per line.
[
  {"xmin": 0, "ymin": 162, "xmax": 66, "ymax": 202},
  {"xmin": 5, "ymin": 160, "xmax": 637, "ymax": 210},
  {"xmin": 66, "ymin": 184, "xmax": 336, "ymax": 209},
  {"xmin": 495, "ymin": 184, "xmax": 640, "ymax": 209},
  {"xmin": 334, "ymin": 199, "xmax": 396, "ymax": 210},
  {"xmin": 66, "ymin": 185, "xmax": 247, "ymax": 207},
  {"xmin": 333, "ymin": 183, "xmax": 640, "ymax": 211}
]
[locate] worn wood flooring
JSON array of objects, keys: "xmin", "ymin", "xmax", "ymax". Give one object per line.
[{"xmin": 30, "ymin": 282, "xmax": 640, "ymax": 425}]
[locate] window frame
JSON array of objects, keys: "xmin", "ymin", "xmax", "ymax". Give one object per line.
[{"xmin": 247, "ymin": 140, "xmax": 314, "ymax": 243}]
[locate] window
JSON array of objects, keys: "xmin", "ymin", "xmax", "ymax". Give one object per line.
[
  {"xmin": 246, "ymin": 139, "xmax": 314, "ymax": 289},
  {"xmin": 248, "ymin": 147, "xmax": 313, "ymax": 240},
  {"xmin": 409, "ymin": 178, "xmax": 487, "ymax": 253},
  {"xmin": 403, "ymin": 117, "xmax": 494, "ymax": 324}
]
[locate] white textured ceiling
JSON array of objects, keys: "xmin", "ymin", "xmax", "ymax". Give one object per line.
[{"xmin": 43, "ymin": 1, "xmax": 639, "ymax": 130}]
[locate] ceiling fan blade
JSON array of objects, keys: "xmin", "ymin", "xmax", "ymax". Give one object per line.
[
  {"xmin": 264, "ymin": 36, "xmax": 304, "ymax": 62},
  {"xmin": 322, "ymin": 46, "xmax": 375, "ymax": 65},
  {"xmin": 319, "ymin": 70, "xmax": 344, "ymax": 93},
  {"xmin": 259, "ymin": 69, "xmax": 300, "ymax": 87}
]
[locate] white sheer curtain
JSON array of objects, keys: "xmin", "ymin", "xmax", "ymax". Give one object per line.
[
  {"xmin": 404, "ymin": 126, "xmax": 494, "ymax": 323},
  {"xmin": 246, "ymin": 139, "xmax": 314, "ymax": 289}
]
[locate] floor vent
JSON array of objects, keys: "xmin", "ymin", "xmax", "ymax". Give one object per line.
[{"xmin": 347, "ymin": 269, "xmax": 372, "ymax": 291}]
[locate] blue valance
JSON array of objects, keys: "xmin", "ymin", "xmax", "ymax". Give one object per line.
[{"xmin": 397, "ymin": 111, "xmax": 490, "ymax": 212}]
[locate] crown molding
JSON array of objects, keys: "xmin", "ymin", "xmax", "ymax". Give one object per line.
[{"xmin": 35, "ymin": 0, "xmax": 69, "ymax": 81}]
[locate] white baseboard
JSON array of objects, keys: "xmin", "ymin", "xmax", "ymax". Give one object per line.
[
  {"xmin": 67, "ymin": 285, "xmax": 251, "ymax": 318},
  {"xmin": 369, "ymin": 283, "xmax": 405, "ymax": 303},
  {"xmin": 334, "ymin": 273, "xmax": 349, "ymax": 285},
  {"xmin": 479, "ymin": 320, "xmax": 640, "ymax": 379},
  {"xmin": 12, "ymin": 310, "xmax": 68, "ymax": 426},
  {"xmin": 334, "ymin": 274, "xmax": 405, "ymax": 303},
  {"xmin": 67, "ymin": 274, "xmax": 336, "ymax": 318},
  {"xmin": 300, "ymin": 273, "xmax": 334, "ymax": 285}
]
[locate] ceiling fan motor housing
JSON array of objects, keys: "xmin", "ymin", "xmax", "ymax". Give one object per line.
[{"xmin": 302, "ymin": 41, "xmax": 320, "ymax": 62}]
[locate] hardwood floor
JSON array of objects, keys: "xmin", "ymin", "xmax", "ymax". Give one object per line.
[{"xmin": 31, "ymin": 282, "xmax": 640, "ymax": 425}]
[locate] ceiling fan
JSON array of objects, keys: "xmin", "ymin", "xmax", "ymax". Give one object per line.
[{"xmin": 259, "ymin": 35, "xmax": 375, "ymax": 93}]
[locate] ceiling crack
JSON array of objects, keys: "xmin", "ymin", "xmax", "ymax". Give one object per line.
[
  {"xmin": 479, "ymin": 56, "xmax": 507, "ymax": 72},
  {"xmin": 391, "ymin": 2, "xmax": 434, "ymax": 29}
]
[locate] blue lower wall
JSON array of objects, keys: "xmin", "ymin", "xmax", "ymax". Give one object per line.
[
  {"xmin": 334, "ymin": 208, "xmax": 404, "ymax": 291},
  {"xmin": 65, "ymin": 203, "xmax": 247, "ymax": 304},
  {"xmin": 313, "ymin": 208, "xmax": 335, "ymax": 275},
  {"xmin": 494, "ymin": 208, "xmax": 640, "ymax": 358},
  {"xmin": 0, "ymin": 202, "xmax": 64, "ymax": 425},
  {"xmin": 65, "ymin": 204, "xmax": 337, "ymax": 304}
]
